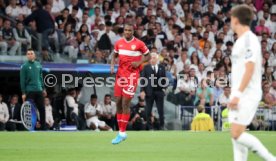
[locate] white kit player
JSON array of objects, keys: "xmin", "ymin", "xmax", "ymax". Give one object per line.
[{"xmin": 228, "ymin": 5, "xmax": 276, "ymax": 161}]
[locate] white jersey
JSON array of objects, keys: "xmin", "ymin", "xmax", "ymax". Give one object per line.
[
  {"xmin": 84, "ymin": 103, "xmax": 102, "ymax": 119},
  {"xmin": 231, "ymin": 30, "xmax": 262, "ymax": 101}
]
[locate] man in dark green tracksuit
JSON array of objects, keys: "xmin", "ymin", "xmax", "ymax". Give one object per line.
[{"xmin": 20, "ymin": 49, "xmax": 47, "ymax": 130}]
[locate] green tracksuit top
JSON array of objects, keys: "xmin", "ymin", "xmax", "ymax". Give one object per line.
[{"xmin": 20, "ymin": 60, "xmax": 44, "ymax": 94}]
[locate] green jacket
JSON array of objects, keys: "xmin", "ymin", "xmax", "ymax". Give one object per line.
[{"xmin": 20, "ymin": 60, "xmax": 44, "ymax": 94}]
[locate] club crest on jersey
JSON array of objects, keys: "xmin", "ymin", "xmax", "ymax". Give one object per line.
[{"xmin": 131, "ymin": 45, "xmax": 136, "ymax": 50}]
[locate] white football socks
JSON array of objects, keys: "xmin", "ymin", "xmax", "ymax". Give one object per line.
[
  {"xmin": 236, "ymin": 132, "xmax": 275, "ymax": 161},
  {"xmin": 232, "ymin": 139, "xmax": 248, "ymax": 161}
]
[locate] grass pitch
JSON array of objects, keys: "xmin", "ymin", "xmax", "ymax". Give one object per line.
[{"xmin": 0, "ymin": 131, "xmax": 275, "ymax": 161}]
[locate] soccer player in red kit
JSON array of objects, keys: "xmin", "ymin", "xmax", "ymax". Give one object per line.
[{"xmin": 110, "ymin": 24, "xmax": 150, "ymax": 144}]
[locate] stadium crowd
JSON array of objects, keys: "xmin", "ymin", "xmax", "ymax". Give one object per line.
[{"xmin": 0, "ymin": 0, "xmax": 276, "ymax": 131}]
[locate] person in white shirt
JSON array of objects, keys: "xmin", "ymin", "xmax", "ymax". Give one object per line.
[
  {"xmin": 51, "ymin": 0, "xmax": 65, "ymax": 16},
  {"xmin": 21, "ymin": 0, "xmax": 33, "ymax": 16},
  {"xmin": 44, "ymin": 97, "xmax": 54, "ymax": 128},
  {"xmin": 201, "ymin": 47, "xmax": 212, "ymax": 67},
  {"xmin": 100, "ymin": 94, "xmax": 116, "ymax": 130},
  {"xmin": 68, "ymin": 0, "xmax": 83, "ymax": 21},
  {"xmin": 228, "ymin": 5, "xmax": 276, "ymax": 161},
  {"xmin": 5, "ymin": 0, "xmax": 23, "ymax": 19},
  {"xmin": 85, "ymin": 94, "xmax": 112, "ymax": 131},
  {"xmin": 0, "ymin": 94, "xmax": 9, "ymax": 131},
  {"xmin": 218, "ymin": 86, "xmax": 231, "ymax": 107},
  {"xmin": 64, "ymin": 88, "xmax": 80, "ymax": 129}
]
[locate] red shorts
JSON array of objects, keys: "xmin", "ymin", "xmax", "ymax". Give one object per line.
[{"xmin": 114, "ymin": 72, "xmax": 139, "ymax": 98}]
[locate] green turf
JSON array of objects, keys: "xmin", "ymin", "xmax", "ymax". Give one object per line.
[{"xmin": 0, "ymin": 131, "xmax": 275, "ymax": 161}]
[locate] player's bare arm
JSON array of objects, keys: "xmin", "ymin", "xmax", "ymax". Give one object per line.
[
  {"xmin": 131, "ymin": 53, "xmax": 151, "ymax": 68},
  {"xmin": 228, "ymin": 62, "xmax": 255, "ymax": 110}
]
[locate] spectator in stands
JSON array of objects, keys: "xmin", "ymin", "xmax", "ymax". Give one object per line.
[
  {"xmin": 201, "ymin": 46, "xmax": 212, "ymax": 67},
  {"xmin": 213, "ymin": 79, "xmax": 224, "ymax": 106},
  {"xmin": 100, "ymin": 94, "xmax": 116, "ymax": 130},
  {"xmin": 6, "ymin": 94, "xmax": 22, "ymax": 131},
  {"xmin": 62, "ymin": 23, "xmax": 78, "ymax": 60},
  {"xmin": 262, "ymin": 66, "xmax": 275, "ymax": 85},
  {"xmin": 5, "ymin": 0, "xmax": 22, "ymax": 19},
  {"xmin": 79, "ymin": 35, "xmax": 93, "ymax": 59},
  {"xmin": 41, "ymin": 47, "xmax": 53, "ymax": 62},
  {"xmin": 222, "ymin": 56, "xmax": 231, "ymax": 74},
  {"xmin": 0, "ymin": 94, "xmax": 9, "ymax": 131},
  {"xmin": 64, "ymin": 88, "xmax": 81, "ymax": 129},
  {"xmin": 188, "ymin": 35, "xmax": 203, "ymax": 58},
  {"xmin": 218, "ymin": 85, "xmax": 230, "ymax": 106},
  {"xmin": 84, "ymin": 94, "xmax": 112, "ymax": 131},
  {"xmin": 51, "ymin": 0, "xmax": 65, "ymax": 16},
  {"xmin": 45, "ymin": 97, "xmax": 54, "ymax": 129},
  {"xmin": 67, "ymin": 0, "xmax": 83, "ymax": 21},
  {"xmin": 262, "ymin": 82, "xmax": 276, "ymax": 108},
  {"xmin": 76, "ymin": 24, "xmax": 90, "ymax": 44},
  {"xmin": 269, "ymin": 42, "xmax": 276, "ymax": 67},
  {"xmin": 175, "ymin": 71, "xmax": 196, "ymax": 106},
  {"xmin": 270, "ymin": 80, "xmax": 276, "ymax": 99},
  {"xmin": 255, "ymin": 19, "xmax": 270, "ymax": 36},
  {"xmin": 199, "ymin": 31, "xmax": 211, "ymax": 50},
  {"xmin": 224, "ymin": 41, "xmax": 233, "ymax": 56},
  {"xmin": 56, "ymin": 8, "xmax": 70, "ymax": 30},
  {"xmin": 24, "ymin": 2, "xmax": 55, "ymax": 53},
  {"xmin": 176, "ymin": 49, "xmax": 191, "ymax": 74},
  {"xmin": 2, "ymin": 19, "xmax": 21, "ymax": 55},
  {"xmin": 191, "ymin": 105, "xmax": 214, "ymax": 131},
  {"xmin": 194, "ymin": 78, "xmax": 214, "ymax": 107},
  {"xmin": 13, "ymin": 21, "xmax": 31, "ymax": 52}
]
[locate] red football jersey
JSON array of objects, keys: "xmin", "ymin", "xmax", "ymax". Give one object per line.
[{"xmin": 114, "ymin": 37, "xmax": 149, "ymax": 77}]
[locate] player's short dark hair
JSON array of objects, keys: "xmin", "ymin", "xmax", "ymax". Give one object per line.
[
  {"xmin": 124, "ymin": 23, "xmax": 134, "ymax": 29},
  {"xmin": 231, "ymin": 4, "xmax": 254, "ymax": 26},
  {"xmin": 90, "ymin": 94, "xmax": 97, "ymax": 99}
]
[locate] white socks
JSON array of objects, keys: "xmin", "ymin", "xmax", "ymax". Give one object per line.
[
  {"xmin": 235, "ymin": 132, "xmax": 275, "ymax": 161},
  {"xmin": 119, "ymin": 131, "xmax": 126, "ymax": 137},
  {"xmin": 232, "ymin": 139, "xmax": 248, "ymax": 161}
]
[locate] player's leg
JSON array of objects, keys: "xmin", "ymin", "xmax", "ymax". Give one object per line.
[
  {"xmin": 34, "ymin": 92, "xmax": 46, "ymax": 130},
  {"xmin": 115, "ymin": 96, "xmax": 123, "ymax": 132},
  {"xmin": 231, "ymin": 124, "xmax": 248, "ymax": 161},
  {"xmin": 230, "ymin": 99, "xmax": 276, "ymax": 161},
  {"xmin": 232, "ymin": 123, "xmax": 275, "ymax": 161}
]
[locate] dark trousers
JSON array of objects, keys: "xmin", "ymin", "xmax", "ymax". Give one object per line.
[
  {"xmin": 0, "ymin": 122, "xmax": 6, "ymax": 131},
  {"xmin": 101, "ymin": 117, "xmax": 116, "ymax": 130},
  {"xmin": 145, "ymin": 90, "xmax": 164, "ymax": 129},
  {"xmin": 27, "ymin": 91, "xmax": 46, "ymax": 130}
]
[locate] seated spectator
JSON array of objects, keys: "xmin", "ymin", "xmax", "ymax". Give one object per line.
[
  {"xmin": 64, "ymin": 88, "xmax": 81, "ymax": 129},
  {"xmin": 223, "ymin": 41, "xmax": 233, "ymax": 57},
  {"xmin": 6, "ymin": 95, "xmax": 22, "ymax": 131},
  {"xmin": 191, "ymin": 105, "xmax": 214, "ymax": 131},
  {"xmin": 262, "ymin": 82, "xmax": 276, "ymax": 108},
  {"xmin": 218, "ymin": 86, "xmax": 231, "ymax": 107},
  {"xmin": 201, "ymin": 46, "xmax": 212, "ymax": 67},
  {"xmin": 13, "ymin": 21, "xmax": 31, "ymax": 52},
  {"xmin": 0, "ymin": 94, "xmax": 9, "ymax": 131},
  {"xmin": 270, "ymin": 80, "xmax": 276, "ymax": 99},
  {"xmin": 129, "ymin": 97, "xmax": 147, "ymax": 131},
  {"xmin": 5, "ymin": 0, "xmax": 22, "ymax": 19},
  {"xmin": 76, "ymin": 24, "xmax": 90, "ymax": 44},
  {"xmin": 90, "ymin": 50, "xmax": 107, "ymax": 64},
  {"xmin": 41, "ymin": 47, "xmax": 53, "ymax": 62},
  {"xmin": 194, "ymin": 79, "xmax": 214, "ymax": 107},
  {"xmin": 62, "ymin": 23, "xmax": 78, "ymax": 60},
  {"xmin": 255, "ymin": 19, "xmax": 270, "ymax": 36},
  {"xmin": 100, "ymin": 94, "xmax": 116, "ymax": 130},
  {"xmin": 2, "ymin": 19, "xmax": 21, "ymax": 55},
  {"xmin": 262, "ymin": 66, "xmax": 275, "ymax": 85},
  {"xmin": 213, "ymin": 80, "xmax": 224, "ymax": 106},
  {"xmin": 84, "ymin": 94, "xmax": 112, "ymax": 131},
  {"xmin": 45, "ymin": 97, "xmax": 54, "ymax": 129},
  {"xmin": 79, "ymin": 35, "xmax": 93, "ymax": 59},
  {"xmin": 175, "ymin": 73, "xmax": 195, "ymax": 106},
  {"xmin": 199, "ymin": 31, "xmax": 212, "ymax": 50}
]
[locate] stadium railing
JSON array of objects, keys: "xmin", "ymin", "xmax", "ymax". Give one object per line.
[{"xmin": 178, "ymin": 106, "xmax": 276, "ymax": 131}]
